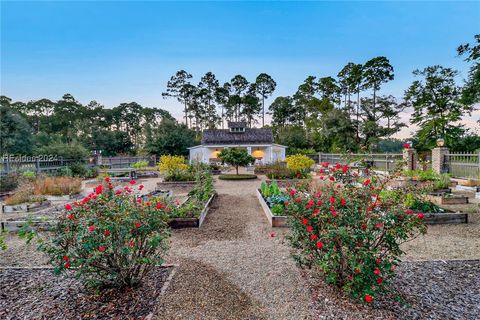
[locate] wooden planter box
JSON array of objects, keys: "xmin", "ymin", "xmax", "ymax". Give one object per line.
[
  {"xmin": 430, "ymin": 188, "xmax": 451, "ymax": 194},
  {"xmin": 156, "ymin": 181, "xmax": 196, "ymax": 189},
  {"xmin": 136, "ymin": 171, "xmax": 159, "ymax": 178},
  {"xmin": 423, "ymin": 212, "xmax": 468, "ymax": 225},
  {"xmin": 256, "ymin": 189, "xmax": 289, "ymax": 227},
  {"xmin": 168, "ymin": 193, "xmax": 216, "ymax": 229},
  {"xmin": 45, "ymin": 193, "xmax": 82, "ymax": 201},
  {"xmin": 2, "ymin": 201, "xmax": 51, "ymax": 214},
  {"xmin": 426, "ymin": 194, "xmax": 469, "ymax": 205},
  {"xmin": 265, "ymin": 179, "xmax": 308, "ymax": 189},
  {"xmin": 1, "ymin": 220, "xmax": 55, "ymax": 232}
]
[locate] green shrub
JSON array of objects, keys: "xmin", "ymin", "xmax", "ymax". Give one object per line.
[
  {"xmin": 0, "ymin": 174, "xmax": 18, "ymax": 192},
  {"xmin": 434, "ymin": 173, "xmax": 451, "ymax": 190},
  {"xmin": 131, "ymin": 160, "xmax": 149, "ymax": 170},
  {"xmin": 288, "ymin": 164, "xmax": 426, "ymax": 304},
  {"xmin": 21, "ymin": 171, "xmax": 36, "ymax": 180},
  {"xmin": 260, "ymin": 180, "xmax": 281, "ymax": 198},
  {"xmin": 39, "ymin": 180, "xmax": 171, "ymax": 288}
]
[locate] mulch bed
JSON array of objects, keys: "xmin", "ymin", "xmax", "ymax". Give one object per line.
[
  {"xmin": 307, "ymin": 259, "xmax": 480, "ymax": 319},
  {"xmin": 0, "ymin": 266, "xmax": 174, "ymax": 319}
]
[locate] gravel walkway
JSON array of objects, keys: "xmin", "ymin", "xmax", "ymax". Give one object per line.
[{"xmin": 156, "ymin": 177, "xmax": 312, "ymax": 319}]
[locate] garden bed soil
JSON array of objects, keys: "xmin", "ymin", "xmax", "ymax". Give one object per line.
[
  {"xmin": 307, "ymin": 259, "xmax": 480, "ymax": 320},
  {"xmin": 2, "ymin": 200, "xmax": 51, "ymax": 214},
  {"xmin": 156, "ymin": 181, "xmax": 196, "ymax": 189},
  {"xmin": 426, "ymin": 194, "xmax": 469, "ymax": 205},
  {"xmin": 169, "ymin": 193, "xmax": 217, "ymax": 229},
  {"xmin": 256, "ymin": 189, "xmax": 289, "ymax": 227},
  {"xmin": 0, "ymin": 266, "xmax": 175, "ymax": 320}
]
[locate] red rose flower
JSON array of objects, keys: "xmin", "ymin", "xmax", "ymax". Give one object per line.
[
  {"xmin": 341, "ymin": 165, "xmax": 348, "ymax": 173},
  {"xmin": 403, "ymin": 143, "xmax": 411, "ymax": 148},
  {"xmin": 67, "ymin": 214, "xmax": 74, "ymax": 220},
  {"xmin": 64, "ymin": 262, "xmax": 71, "ymax": 269},
  {"xmin": 376, "ymin": 278, "xmax": 383, "ymax": 284},
  {"xmin": 417, "ymin": 213, "xmax": 424, "ymax": 219},
  {"xmin": 138, "ymin": 184, "xmax": 144, "ymax": 190},
  {"xmin": 289, "ymin": 190, "xmax": 296, "ymax": 196},
  {"xmin": 95, "ymin": 185, "xmax": 103, "ymax": 195},
  {"xmin": 364, "ymin": 294, "xmax": 373, "ymax": 303},
  {"xmin": 329, "ymin": 176, "xmax": 335, "ymax": 181},
  {"xmin": 329, "ymin": 197, "xmax": 336, "ymax": 204},
  {"xmin": 129, "ymin": 240, "xmax": 134, "ymax": 247},
  {"xmin": 316, "ymin": 241, "xmax": 323, "ymax": 249},
  {"xmin": 376, "ymin": 258, "xmax": 381, "ymax": 264},
  {"xmin": 320, "ymin": 176, "xmax": 324, "ymax": 180},
  {"xmin": 98, "ymin": 246, "xmax": 106, "ymax": 252},
  {"xmin": 156, "ymin": 202, "xmax": 163, "ymax": 209},
  {"xmin": 406, "ymin": 209, "xmax": 414, "ymax": 215},
  {"xmin": 355, "ymin": 267, "xmax": 361, "ymax": 273},
  {"xmin": 63, "ymin": 255, "xmax": 69, "ymax": 261},
  {"xmin": 340, "ymin": 198, "xmax": 346, "ymax": 206},
  {"xmin": 92, "ymin": 194, "xmax": 97, "ymax": 200},
  {"xmin": 374, "ymin": 268, "xmax": 381, "ymax": 275},
  {"xmin": 129, "ymin": 179, "xmax": 136, "ymax": 185},
  {"xmin": 64, "ymin": 203, "xmax": 72, "ymax": 211},
  {"xmin": 316, "ymin": 201, "xmax": 323, "ymax": 206},
  {"xmin": 302, "ymin": 218, "xmax": 309, "ymax": 225},
  {"xmin": 319, "ymin": 169, "xmax": 324, "ymax": 174},
  {"xmin": 88, "ymin": 226, "xmax": 95, "ymax": 232},
  {"xmin": 135, "ymin": 222, "xmax": 141, "ymax": 228},
  {"xmin": 313, "ymin": 208, "xmax": 320, "ymax": 215},
  {"xmin": 310, "ymin": 234, "xmax": 318, "ymax": 240},
  {"xmin": 331, "ymin": 210, "xmax": 338, "ymax": 217},
  {"xmin": 82, "ymin": 196, "xmax": 91, "ymax": 203},
  {"xmin": 104, "ymin": 230, "xmax": 111, "ymax": 237},
  {"xmin": 136, "ymin": 198, "xmax": 142, "ymax": 203},
  {"xmin": 363, "ymin": 179, "xmax": 371, "ymax": 186},
  {"xmin": 105, "ymin": 177, "xmax": 111, "ymax": 182},
  {"xmin": 107, "ymin": 184, "xmax": 113, "ymax": 189},
  {"xmin": 322, "ymin": 162, "xmax": 329, "ymax": 168},
  {"xmin": 115, "ymin": 190, "xmax": 122, "ymax": 195},
  {"xmin": 335, "ymin": 163, "xmax": 341, "ymax": 169},
  {"xmin": 306, "ymin": 225, "xmax": 313, "ymax": 232},
  {"xmin": 375, "ymin": 223, "xmax": 384, "ymax": 228}
]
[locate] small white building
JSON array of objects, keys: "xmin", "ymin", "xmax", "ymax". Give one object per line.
[{"xmin": 189, "ymin": 122, "xmax": 287, "ymax": 164}]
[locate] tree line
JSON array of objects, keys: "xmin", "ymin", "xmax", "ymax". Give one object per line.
[{"xmin": 1, "ymin": 35, "xmax": 478, "ymax": 159}]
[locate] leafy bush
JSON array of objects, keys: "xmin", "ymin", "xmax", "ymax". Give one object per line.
[
  {"xmin": 402, "ymin": 169, "xmax": 438, "ymax": 181},
  {"xmin": 260, "ymin": 180, "xmax": 281, "ymax": 198},
  {"xmin": 288, "ymin": 164, "xmax": 426, "ymax": 303},
  {"xmin": 0, "ymin": 174, "xmax": 18, "ymax": 192},
  {"xmin": 5, "ymin": 183, "xmax": 46, "ymax": 205},
  {"xmin": 286, "ymin": 154, "xmax": 315, "ymax": 175},
  {"xmin": 33, "ymin": 176, "xmax": 82, "ymax": 196},
  {"xmin": 158, "ymin": 155, "xmax": 194, "ymax": 181},
  {"xmin": 21, "ymin": 171, "xmax": 36, "ymax": 180},
  {"xmin": 131, "ymin": 160, "xmax": 149, "ymax": 170},
  {"xmin": 39, "ymin": 180, "xmax": 171, "ymax": 288}
]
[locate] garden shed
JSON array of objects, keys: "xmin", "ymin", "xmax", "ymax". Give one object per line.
[{"xmin": 189, "ymin": 122, "xmax": 287, "ymax": 164}]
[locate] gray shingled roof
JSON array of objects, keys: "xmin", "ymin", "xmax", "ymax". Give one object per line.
[
  {"xmin": 228, "ymin": 121, "xmax": 247, "ymax": 129},
  {"xmin": 202, "ymin": 127, "xmax": 274, "ymax": 145}
]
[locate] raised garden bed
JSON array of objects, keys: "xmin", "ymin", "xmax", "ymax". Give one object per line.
[
  {"xmin": 265, "ymin": 178, "xmax": 308, "ymax": 188},
  {"xmin": 1, "ymin": 219, "xmax": 55, "ymax": 232},
  {"xmin": 423, "ymin": 212, "xmax": 468, "ymax": 225},
  {"xmin": 44, "ymin": 193, "xmax": 82, "ymax": 201},
  {"xmin": 169, "ymin": 192, "xmax": 217, "ymax": 229},
  {"xmin": 256, "ymin": 189, "xmax": 289, "ymax": 227},
  {"xmin": 156, "ymin": 181, "xmax": 196, "ymax": 189},
  {"xmin": 0, "ymin": 265, "xmax": 176, "ymax": 320},
  {"xmin": 139, "ymin": 190, "xmax": 172, "ymax": 201},
  {"xmin": 136, "ymin": 171, "xmax": 160, "ymax": 178},
  {"xmin": 2, "ymin": 200, "xmax": 51, "ymax": 214},
  {"xmin": 426, "ymin": 194, "xmax": 469, "ymax": 205},
  {"xmin": 218, "ymin": 174, "xmax": 257, "ymax": 180}
]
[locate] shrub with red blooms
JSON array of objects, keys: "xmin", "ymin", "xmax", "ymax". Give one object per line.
[
  {"xmin": 39, "ymin": 178, "xmax": 171, "ymax": 288},
  {"xmin": 287, "ymin": 165, "xmax": 426, "ymax": 303}
]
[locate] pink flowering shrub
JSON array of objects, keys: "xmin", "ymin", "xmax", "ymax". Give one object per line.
[
  {"xmin": 287, "ymin": 163, "xmax": 427, "ymax": 303},
  {"xmin": 40, "ymin": 178, "xmax": 171, "ymax": 288}
]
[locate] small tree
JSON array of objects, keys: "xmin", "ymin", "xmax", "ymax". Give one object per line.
[{"xmin": 218, "ymin": 148, "xmax": 255, "ymax": 175}]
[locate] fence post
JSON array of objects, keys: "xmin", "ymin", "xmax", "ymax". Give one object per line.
[
  {"xmin": 432, "ymin": 147, "xmax": 449, "ymax": 174},
  {"xmin": 318, "ymin": 153, "xmax": 322, "ymax": 165},
  {"xmin": 35, "ymin": 158, "xmax": 40, "ymax": 174},
  {"xmin": 402, "ymin": 148, "xmax": 418, "ymax": 171}
]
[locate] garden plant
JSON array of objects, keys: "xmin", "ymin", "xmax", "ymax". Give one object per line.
[
  {"xmin": 35, "ymin": 178, "xmax": 171, "ymax": 288},
  {"xmin": 218, "ymin": 147, "xmax": 256, "ymax": 178},
  {"xmin": 158, "ymin": 155, "xmax": 195, "ymax": 181},
  {"xmin": 287, "ymin": 162, "xmax": 427, "ymax": 303}
]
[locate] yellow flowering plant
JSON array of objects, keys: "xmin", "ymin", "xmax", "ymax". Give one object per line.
[{"xmin": 286, "ymin": 154, "xmax": 315, "ymax": 177}]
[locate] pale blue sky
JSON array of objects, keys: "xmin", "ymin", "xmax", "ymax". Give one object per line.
[{"xmin": 1, "ymin": 1, "xmax": 479, "ymax": 136}]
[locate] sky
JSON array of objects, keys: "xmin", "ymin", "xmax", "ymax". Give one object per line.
[{"xmin": 1, "ymin": 1, "xmax": 479, "ymax": 138}]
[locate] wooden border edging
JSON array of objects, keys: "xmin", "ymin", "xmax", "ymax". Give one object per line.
[
  {"xmin": 2, "ymin": 200, "xmax": 51, "ymax": 214},
  {"xmin": 426, "ymin": 194, "xmax": 469, "ymax": 205},
  {"xmin": 168, "ymin": 192, "xmax": 216, "ymax": 229},
  {"xmin": 256, "ymin": 189, "xmax": 288, "ymax": 227},
  {"xmin": 424, "ymin": 212, "xmax": 468, "ymax": 225}
]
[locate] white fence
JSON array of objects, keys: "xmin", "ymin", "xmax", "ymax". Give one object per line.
[
  {"xmin": 444, "ymin": 153, "xmax": 480, "ymax": 179},
  {"xmin": 318, "ymin": 153, "xmax": 403, "ymax": 172}
]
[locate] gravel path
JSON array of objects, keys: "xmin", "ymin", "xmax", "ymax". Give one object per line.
[{"xmin": 156, "ymin": 177, "xmax": 312, "ymax": 319}]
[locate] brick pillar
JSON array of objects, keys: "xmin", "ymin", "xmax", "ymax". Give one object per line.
[
  {"xmin": 432, "ymin": 147, "xmax": 449, "ymax": 174},
  {"xmin": 402, "ymin": 148, "xmax": 418, "ymax": 171}
]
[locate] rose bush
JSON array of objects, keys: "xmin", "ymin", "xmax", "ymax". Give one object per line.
[
  {"xmin": 40, "ymin": 178, "xmax": 171, "ymax": 288},
  {"xmin": 287, "ymin": 163, "xmax": 426, "ymax": 303}
]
